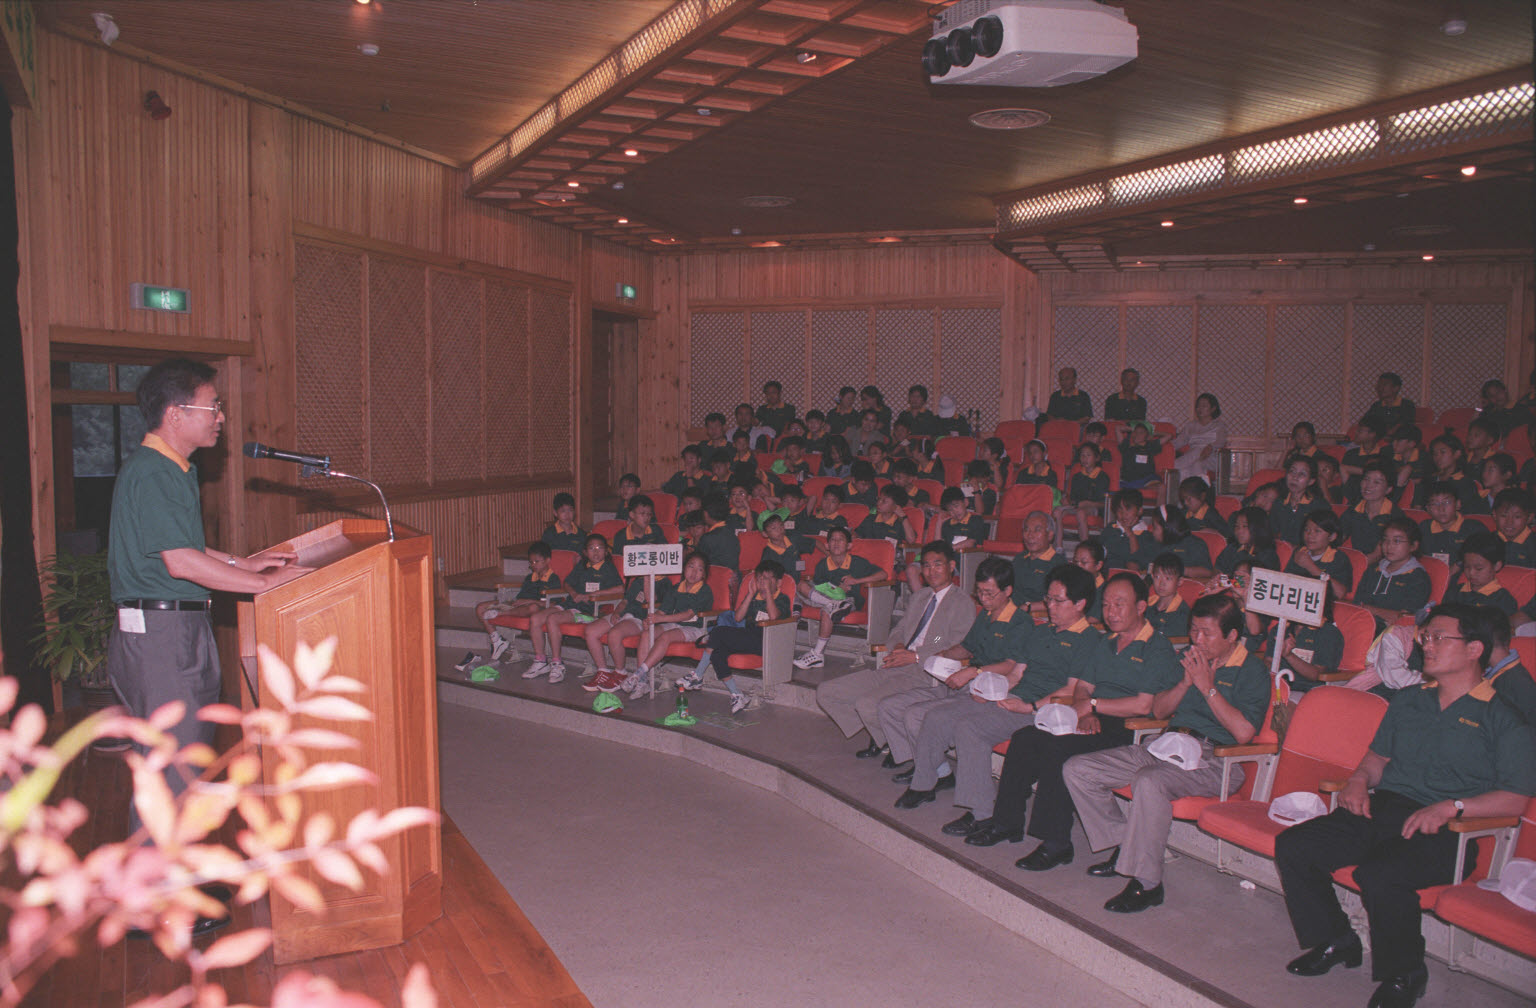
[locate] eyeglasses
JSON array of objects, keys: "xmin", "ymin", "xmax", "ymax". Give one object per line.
[
  {"xmin": 179, "ymin": 400, "xmax": 224, "ymax": 415},
  {"xmin": 1044, "ymin": 595, "xmax": 1073, "ymax": 605},
  {"xmin": 1418, "ymin": 632, "xmax": 1465, "ymax": 645}
]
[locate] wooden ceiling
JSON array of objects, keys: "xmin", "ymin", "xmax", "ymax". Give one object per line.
[{"xmin": 39, "ymin": 0, "xmax": 1535, "ymax": 266}]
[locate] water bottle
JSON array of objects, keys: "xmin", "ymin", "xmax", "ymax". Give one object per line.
[{"xmin": 675, "ymin": 684, "xmax": 689, "ymax": 718}]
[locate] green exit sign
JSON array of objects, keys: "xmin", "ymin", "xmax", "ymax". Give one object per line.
[
  {"xmin": 131, "ymin": 283, "xmax": 189, "ymax": 313},
  {"xmin": 615, "ymin": 282, "xmax": 637, "ymax": 302}
]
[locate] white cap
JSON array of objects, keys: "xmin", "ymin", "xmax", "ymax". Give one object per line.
[
  {"xmin": 1146, "ymin": 731, "xmax": 1205, "ymax": 771},
  {"xmin": 937, "ymin": 394, "xmax": 958, "ymax": 418},
  {"xmin": 1034, "ymin": 703, "xmax": 1079, "ymax": 736},
  {"xmin": 923, "ymin": 655, "xmax": 962, "ymax": 682},
  {"xmin": 1487, "ymin": 858, "xmax": 1536, "ymax": 913},
  {"xmin": 969, "ymin": 670, "xmax": 1010, "ymax": 701},
  {"xmin": 1267, "ymin": 791, "xmax": 1328, "ymax": 826}
]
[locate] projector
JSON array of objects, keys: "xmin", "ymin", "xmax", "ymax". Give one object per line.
[{"xmin": 924, "ymin": 0, "xmax": 1138, "ymax": 87}]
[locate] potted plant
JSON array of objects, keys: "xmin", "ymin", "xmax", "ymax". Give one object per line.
[{"xmin": 33, "ymin": 550, "xmax": 125, "ymax": 747}]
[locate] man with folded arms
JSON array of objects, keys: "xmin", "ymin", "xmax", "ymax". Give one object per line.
[
  {"xmin": 1063, "ymin": 593, "xmax": 1268, "ymax": 913},
  {"xmin": 972, "ymin": 573, "xmax": 1182, "ymax": 872},
  {"xmin": 897, "ymin": 566, "xmax": 1099, "ymax": 841},
  {"xmin": 815, "ymin": 542, "xmax": 975, "ymax": 762},
  {"xmin": 878, "ymin": 557, "xmax": 1034, "ymax": 785},
  {"xmin": 1275, "ymin": 603, "xmax": 1536, "ymax": 1008}
]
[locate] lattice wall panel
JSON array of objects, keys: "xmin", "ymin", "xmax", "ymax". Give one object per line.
[
  {"xmin": 1126, "ymin": 306, "xmax": 1195, "ymax": 423},
  {"xmin": 1052, "ymin": 306, "xmax": 1119, "ymax": 422},
  {"xmin": 485, "ymin": 282, "xmax": 530, "ymax": 478},
  {"xmin": 808, "ymin": 310, "xmax": 868, "ymax": 414},
  {"xmin": 527, "ymin": 288, "xmax": 572, "ymax": 475},
  {"xmin": 1350, "ymin": 304, "xmax": 1423, "ymax": 429},
  {"xmin": 940, "ymin": 308, "xmax": 1003, "ymax": 431},
  {"xmin": 873, "ymin": 309, "xmax": 933, "ymax": 411},
  {"xmin": 368, "ymin": 260, "xmax": 430, "ymax": 487},
  {"xmin": 429, "ymin": 271, "xmax": 485, "ymax": 484},
  {"xmin": 749, "ymin": 311, "xmax": 806, "ymax": 421},
  {"xmin": 1197, "ymin": 305, "xmax": 1267, "ymax": 437},
  {"xmin": 1428, "ymin": 304, "xmax": 1507, "ymax": 417},
  {"xmin": 690, "ymin": 312, "xmax": 746, "ymax": 425},
  {"xmin": 295, "ymin": 243, "xmax": 366, "ymax": 476},
  {"xmin": 1273, "ymin": 304, "xmax": 1348, "ymax": 435}
]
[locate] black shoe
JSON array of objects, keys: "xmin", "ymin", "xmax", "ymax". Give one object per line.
[
  {"xmin": 965, "ymin": 823, "xmax": 1025, "ymax": 847},
  {"xmin": 856, "ymin": 741, "xmax": 888, "ymax": 759},
  {"xmin": 881, "ymin": 753, "xmax": 904, "ymax": 769},
  {"xmin": 1086, "ymin": 847, "xmax": 1121, "ymax": 878},
  {"xmin": 892, "ymin": 767, "xmax": 915, "ymax": 784},
  {"xmin": 941, "ymin": 812, "xmax": 978, "ymax": 836},
  {"xmin": 894, "ymin": 787, "xmax": 937, "ymax": 810},
  {"xmin": 934, "ymin": 772, "xmax": 956, "ymax": 791},
  {"xmin": 1286, "ymin": 932, "xmax": 1363, "ymax": 977},
  {"xmin": 128, "ymin": 911, "xmax": 231, "ymax": 941},
  {"xmin": 1016, "ymin": 844, "xmax": 1075, "ymax": 872},
  {"xmin": 1367, "ymin": 967, "xmax": 1428, "ymax": 1008},
  {"xmin": 1104, "ymin": 879, "xmax": 1164, "ymax": 913}
]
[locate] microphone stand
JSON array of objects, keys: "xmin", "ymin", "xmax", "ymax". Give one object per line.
[{"xmin": 303, "ymin": 464, "xmax": 395, "ymax": 542}]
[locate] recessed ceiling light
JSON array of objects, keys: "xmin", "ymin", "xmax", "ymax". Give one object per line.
[
  {"xmin": 1442, "ymin": 17, "xmax": 1467, "ymax": 35},
  {"xmin": 740, "ymin": 195, "xmax": 795, "ymax": 209},
  {"xmin": 969, "ymin": 108, "xmax": 1050, "ymax": 130},
  {"xmin": 1460, "ymin": 165, "xmax": 1477, "ymax": 176},
  {"xmin": 616, "ymin": 217, "xmax": 629, "ymax": 224},
  {"xmin": 751, "ymin": 241, "xmax": 783, "ymax": 248},
  {"xmin": 612, "ymin": 181, "xmax": 625, "ymax": 190},
  {"xmin": 354, "ymin": 0, "xmax": 372, "ymax": 5},
  {"xmin": 1422, "ymin": 254, "xmax": 1435, "ymax": 261},
  {"xmin": 1160, "ymin": 220, "xmax": 1174, "ymax": 227},
  {"xmin": 358, "ymin": 43, "xmax": 379, "ymax": 56},
  {"xmin": 566, "ymin": 181, "xmax": 580, "ymax": 188},
  {"xmin": 795, "ymin": 51, "xmax": 817, "ymax": 64},
  {"xmin": 1292, "ymin": 196, "xmax": 1309, "ymax": 205},
  {"xmin": 696, "ymin": 107, "xmax": 712, "ymax": 116},
  {"xmin": 623, "ymin": 148, "xmax": 639, "ymax": 157},
  {"xmin": 730, "ymin": 227, "xmax": 742, "ymax": 235}
]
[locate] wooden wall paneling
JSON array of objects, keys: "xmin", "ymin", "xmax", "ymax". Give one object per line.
[
  {"xmin": 366, "ymin": 259, "xmax": 428, "ymax": 488},
  {"xmin": 484, "ymin": 280, "xmax": 531, "ymax": 480},
  {"xmin": 1428, "ymin": 303, "xmax": 1510, "ymax": 417},
  {"xmin": 872, "ymin": 308, "xmax": 932, "ymax": 408},
  {"xmin": 1350, "ymin": 303, "xmax": 1425, "ymax": 428},
  {"xmin": 687, "ymin": 311, "xmax": 746, "ymax": 426},
  {"xmin": 643, "ymin": 254, "xmax": 688, "ymax": 484},
  {"xmin": 748, "ymin": 310, "xmax": 806, "ymax": 417},
  {"xmin": 1050, "ymin": 305, "xmax": 1119, "ymax": 421},
  {"xmin": 808, "ymin": 309, "xmax": 868, "ymax": 416},
  {"xmin": 294, "ymin": 243, "xmax": 367, "ymax": 477},
  {"xmin": 939, "ymin": 307, "xmax": 1004, "ymax": 431},
  {"xmin": 1265, "ymin": 304, "xmax": 1349, "ymax": 437},
  {"xmin": 1195, "ymin": 305, "xmax": 1267, "ymax": 437},
  {"xmin": 1001, "ymin": 264, "xmax": 1043, "ymax": 424},
  {"xmin": 291, "ymin": 120, "xmax": 446, "ymax": 255},
  {"xmin": 527, "ymin": 287, "xmax": 575, "ymax": 481},
  {"xmin": 13, "ymin": 84, "xmax": 56, "ymax": 561},
  {"xmin": 428, "ymin": 271, "xmax": 485, "ymax": 485},
  {"xmin": 1125, "ymin": 305, "xmax": 1195, "ymax": 424}
]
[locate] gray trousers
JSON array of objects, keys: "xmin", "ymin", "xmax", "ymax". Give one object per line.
[
  {"xmin": 877, "ymin": 682, "xmax": 956, "ymax": 764},
  {"xmin": 815, "ymin": 664, "xmax": 932, "ymax": 745},
  {"xmin": 107, "ymin": 609, "xmax": 222, "ymax": 801},
  {"xmin": 1062, "ymin": 741, "xmax": 1239, "ymax": 887},
  {"xmin": 912, "ymin": 700, "xmax": 1033, "ymax": 819}
]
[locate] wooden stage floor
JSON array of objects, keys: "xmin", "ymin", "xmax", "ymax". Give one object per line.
[{"xmin": 16, "ymin": 732, "xmax": 590, "ymax": 1008}]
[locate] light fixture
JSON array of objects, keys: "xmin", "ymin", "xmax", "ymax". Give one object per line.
[
  {"xmin": 969, "ymin": 108, "xmax": 1050, "ymax": 130},
  {"xmin": 616, "ymin": 217, "xmax": 629, "ymax": 224},
  {"xmin": 358, "ymin": 43, "xmax": 379, "ymax": 56},
  {"xmin": 1160, "ymin": 220, "xmax": 1174, "ymax": 227},
  {"xmin": 1442, "ymin": 17, "xmax": 1467, "ymax": 35},
  {"xmin": 355, "ymin": 0, "xmax": 372, "ymax": 5},
  {"xmin": 730, "ymin": 227, "xmax": 742, "ymax": 235},
  {"xmin": 1292, "ymin": 196, "xmax": 1309, "ymax": 205},
  {"xmin": 92, "ymin": 11, "xmax": 119, "ymax": 45},
  {"xmin": 696, "ymin": 107, "xmax": 712, "ymax": 116},
  {"xmin": 1460, "ymin": 165, "xmax": 1477, "ymax": 176},
  {"xmin": 795, "ymin": 51, "xmax": 817, "ymax": 64},
  {"xmin": 1422, "ymin": 254, "xmax": 1435, "ymax": 261},
  {"xmin": 612, "ymin": 181, "xmax": 626, "ymax": 190},
  {"xmin": 623, "ymin": 148, "xmax": 639, "ymax": 157},
  {"xmin": 566, "ymin": 180, "xmax": 580, "ymax": 188}
]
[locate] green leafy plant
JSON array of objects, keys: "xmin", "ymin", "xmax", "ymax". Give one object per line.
[
  {"xmin": 0, "ymin": 638, "xmax": 439, "ymax": 1008},
  {"xmin": 32, "ymin": 551, "xmax": 114, "ymax": 688}
]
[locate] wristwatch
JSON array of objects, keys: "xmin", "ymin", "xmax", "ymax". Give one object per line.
[
  {"xmin": 1453, "ymin": 799, "xmax": 1466, "ymax": 819},
  {"xmin": 1089, "ymin": 697, "xmax": 1098, "ymax": 711},
  {"xmin": 1206, "ymin": 687, "xmax": 1218, "ymax": 698}
]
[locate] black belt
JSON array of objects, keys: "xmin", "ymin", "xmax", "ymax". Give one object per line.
[
  {"xmin": 1169, "ymin": 726, "xmax": 1212, "ymax": 743},
  {"xmin": 118, "ymin": 599, "xmax": 212, "ymax": 612}
]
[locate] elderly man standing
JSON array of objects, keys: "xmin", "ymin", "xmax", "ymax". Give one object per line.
[
  {"xmin": 1275, "ymin": 603, "xmax": 1535, "ymax": 1008},
  {"xmin": 1063, "ymin": 593, "xmax": 1269, "ymax": 913},
  {"xmin": 815, "ymin": 541, "xmax": 975, "ymax": 762}
]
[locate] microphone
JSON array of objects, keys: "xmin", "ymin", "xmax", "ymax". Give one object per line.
[{"xmin": 243, "ymin": 441, "xmax": 331, "ymax": 471}]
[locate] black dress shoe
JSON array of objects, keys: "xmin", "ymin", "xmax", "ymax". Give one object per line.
[
  {"xmin": 1286, "ymin": 932, "xmax": 1363, "ymax": 977},
  {"xmin": 1367, "ymin": 967, "xmax": 1427, "ymax": 1008},
  {"xmin": 965, "ymin": 823, "xmax": 1025, "ymax": 847},
  {"xmin": 941, "ymin": 812, "xmax": 977, "ymax": 836},
  {"xmin": 1086, "ymin": 847, "xmax": 1121, "ymax": 878},
  {"xmin": 892, "ymin": 767, "xmax": 915, "ymax": 784},
  {"xmin": 856, "ymin": 741, "xmax": 888, "ymax": 759},
  {"xmin": 1016, "ymin": 844, "xmax": 1075, "ymax": 872},
  {"xmin": 894, "ymin": 787, "xmax": 937, "ymax": 810},
  {"xmin": 934, "ymin": 772, "xmax": 956, "ymax": 791},
  {"xmin": 881, "ymin": 753, "xmax": 906, "ymax": 769},
  {"xmin": 1104, "ymin": 879, "xmax": 1164, "ymax": 913}
]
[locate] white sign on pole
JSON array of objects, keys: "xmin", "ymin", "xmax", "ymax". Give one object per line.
[
  {"xmin": 622, "ymin": 543, "xmax": 684, "ymax": 577},
  {"xmin": 1245, "ymin": 567, "xmax": 1328, "ymax": 628}
]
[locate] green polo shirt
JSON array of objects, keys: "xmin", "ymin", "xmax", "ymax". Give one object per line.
[
  {"xmin": 108, "ymin": 436, "xmax": 209, "ymax": 603},
  {"xmin": 1499, "ymin": 529, "xmax": 1536, "ymax": 568},
  {"xmin": 1267, "ymin": 621, "xmax": 1344, "ymax": 694},
  {"xmin": 812, "ymin": 554, "xmax": 879, "ymax": 590},
  {"xmin": 1084, "ymin": 621, "xmax": 1182, "ymax": 699},
  {"xmin": 1283, "ymin": 548, "xmax": 1355, "ymax": 589},
  {"xmin": 1011, "ymin": 617, "xmax": 1099, "ymax": 703},
  {"xmin": 564, "ymin": 559, "xmax": 622, "ymax": 616},
  {"xmin": 612, "ymin": 523, "xmax": 667, "ymax": 553},
  {"xmin": 1441, "ymin": 578, "xmax": 1518, "ymax": 617},
  {"xmin": 697, "ymin": 525, "xmax": 740, "ymax": 571},
  {"xmin": 1010, "ymin": 547, "xmax": 1062, "ymax": 606},
  {"xmin": 1145, "ymin": 596, "xmax": 1191, "ymax": 639},
  {"xmin": 514, "ymin": 569, "xmax": 560, "ymax": 601},
  {"xmin": 664, "ymin": 580, "xmax": 713, "ymax": 629},
  {"xmin": 1339, "ymin": 501, "xmax": 1405, "ymax": 555},
  {"xmin": 1355, "ymin": 561, "xmax": 1432, "ymax": 615},
  {"xmin": 1418, "ymin": 517, "xmax": 1472, "ymax": 566},
  {"xmin": 940, "ymin": 514, "xmax": 989, "ymax": 545},
  {"xmin": 958, "ymin": 602, "xmax": 1035, "ymax": 667},
  {"xmin": 1374, "ymin": 681, "xmax": 1536, "ymax": 806},
  {"xmin": 1486, "ymin": 660, "xmax": 1536, "ymax": 723},
  {"xmin": 1168, "ymin": 644, "xmax": 1270, "ymax": 746},
  {"xmin": 541, "ymin": 523, "xmax": 587, "ymax": 555}
]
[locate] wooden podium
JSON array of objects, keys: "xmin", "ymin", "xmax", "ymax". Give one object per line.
[{"xmin": 237, "ymin": 519, "xmax": 442, "ymax": 964}]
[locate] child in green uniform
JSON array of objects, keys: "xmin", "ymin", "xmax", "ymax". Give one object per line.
[
  {"xmin": 1493, "ymin": 488, "xmax": 1536, "ymax": 567},
  {"xmin": 1440, "ymin": 532, "xmax": 1518, "ymax": 616},
  {"xmin": 1145, "ymin": 554, "xmax": 1191, "ymax": 639},
  {"xmin": 1284, "ymin": 509, "xmax": 1355, "ymax": 591},
  {"xmin": 936, "ymin": 486, "xmax": 989, "ymax": 549},
  {"xmin": 625, "ymin": 552, "xmax": 715, "ymax": 699},
  {"xmin": 794, "ymin": 526, "xmax": 885, "ymax": 669},
  {"xmin": 477, "ymin": 541, "xmax": 558, "ymax": 663},
  {"xmin": 1418, "ymin": 482, "xmax": 1473, "ymax": 569},
  {"xmin": 540, "ymin": 492, "xmax": 587, "ymax": 554},
  {"xmin": 1354, "ymin": 517, "xmax": 1432, "ymax": 627},
  {"xmin": 1100, "ymin": 490, "xmax": 1146, "ymax": 572},
  {"xmin": 1055, "ymin": 443, "xmax": 1112, "ymax": 551},
  {"xmin": 525, "ymin": 533, "xmax": 621, "ymax": 684},
  {"xmin": 856, "ymin": 485, "xmax": 917, "ymax": 544},
  {"xmin": 1214, "ymin": 506, "xmax": 1280, "ymax": 578}
]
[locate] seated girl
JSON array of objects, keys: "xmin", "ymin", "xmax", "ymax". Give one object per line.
[
  {"xmin": 525, "ymin": 533, "xmax": 621, "ymax": 685},
  {"xmin": 1179, "ymin": 476, "xmax": 1230, "ymax": 537},
  {"xmin": 1213, "ymin": 505, "xmax": 1279, "ymax": 578},
  {"xmin": 1269, "ymin": 454, "xmax": 1323, "ymax": 546},
  {"xmin": 1353, "ymin": 516, "xmax": 1432, "ymax": 627},
  {"xmin": 627, "ymin": 551, "xmax": 715, "ymax": 700},
  {"xmin": 1013, "ymin": 439, "xmax": 1057, "ymax": 489},
  {"xmin": 1054, "ymin": 442, "xmax": 1111, "ymax": 551},
  {"xmin": 1284, "ymin": 508, "xmax": 1356, "ymax": 593},
  {"xmin": 1129, "ymin": 505, "xmax": 1213, "ymax": 578}
]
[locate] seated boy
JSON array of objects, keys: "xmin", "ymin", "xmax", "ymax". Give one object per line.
[
  {"xmin": 1116, "ymin": 422, "xmax": 1161, "ymax": 493},
  {"xmin": 1353, "ymin": 517, "xmax": 1432, "ymax": 626},
  {"xmin": 801, "ymin": 484, "xmax": 849, "ymax": 538},
  {"xmin": 1341, "ymin": 418, "xmax": 1391, "ymax": 503},
  {"xmin": 541, "ymin": 492, "xmax": 586, "ymax": 554},
  {"xmin": 1461, "ymin": 416, "xmax": 1499, "ymax": 483},
  {"xmin": 612, "ymin": 494, "xmax": 666, "ymax": 552},
  {"xmin": 1100, "ymin": 489, "xmax": 1146, "ymax": 571},
  {"xmin": 694, "ymin": 411, "xmax": 730, "ymax": 457},
  {"xmin": 794, "ymin": 526, "xmax": 886, "ymax": 669},
  {"xmin": 936, "ymin": 486, "xmax": 988, "ymax": 549},
  {"xmin": 1418, "ymin": 481, "xmax": 1472, "ymax": 569},
  {"xmin": 857, "ymin": 485, "xmax": 918, "ymax": 544},
  {"xmin": 696, "ymin": 495, "xmax": 742, "ymax": 573},
  {"xmin": 1144, "ymin": 553, "xmax": 1191, "ymax": 639},
  {"xmin": 474, "ymin": 541, "xmax": 559, "ymax": 664},
  {"xmin": 1389, "ymin": 425, "xmax": 1427, "ymax": 502},
  {"xmin": 844, "ymin": 460, "xmax": 879, "ymax": 508},
  {"xmin": 1083, "ymin": 421, "xmax": 1114, "ymax": 468},
  {"xmin": 888, "ymin": 458, "xmax": 931, "ymax": 509},
  {"xmin": 803, "ymin": 409, "xmax": 830, "ymax": 455},
  {"xmin": 613, "ymin": 473, "xmax": 641, "ymax": 520},
  {"xmin": 677, "ymin": 508, "xmax": 706, "ymax": 555},
  {"xmin": 756, "ymin": 380, "xmax": 796, "ymax": 438},
  {"xmin": 662, "ymin": 445, "xmax": 712, "ymax": 498},
  {"xmin": 1493, "ymin": 488, "xmax": 1536, "ymax": 567},
  {"xmin": 769, "ymin": 436, "xmax": 813, "ymax": 494},
  {"xmin": 1477, "ymin": 452, "xmax": 1518, "ymax": 512},
  {"xmin": 1440, "ymin": 531, "xmax": 1517, "ymax": 616}
]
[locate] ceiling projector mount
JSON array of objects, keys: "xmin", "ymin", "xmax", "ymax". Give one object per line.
[{"xmin": 924, "ymin": 1, "xmax": 1138, "ymax": 88}]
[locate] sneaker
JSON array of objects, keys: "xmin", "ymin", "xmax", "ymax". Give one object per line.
[
  {"xmin": 522, "ymin": 659, "xmax": 550, "ymax": 679},
  {"xmin": 547, "ymin": 662, "xmax": 566, "ymax": 684},
  {"xmin": 793, "ymin": 651, "xmax": 825, "ymax": 670},
  {"xmin": 454, "ymin": 651, "xmax": 478, "ymax": 673},
  {"xmin": 625, "ymin": 674, "xmax": 651, "ymax": 700},
  {"xmin": 730, "ymin": 691, "xmax": 752, "ymax": 714},
  {"xmin": 591, "ymin": 669, "xmax": 627, "ymax": 693},
  {"xmin": 489, "ymin": 632, "xmax": 511, "ymax": 662},
  {"xmin": 577, "ymin": 663, "xmax": 597, "ymax": 679},
  {"xmin": 582, "ymin": 668, "xmax": 615, "ymax": 692},
  {"xmin": 831, "ymin": 598, "xmax": 857, "ymax": 618},
  {"xmin": 676, "ymin": 671, "xmax": 704, "ymax": 691}
]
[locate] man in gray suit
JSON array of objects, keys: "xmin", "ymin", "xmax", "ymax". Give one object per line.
[{"xmin": 816, "ymin": 541, "xmax": 977, "ymax": 760}]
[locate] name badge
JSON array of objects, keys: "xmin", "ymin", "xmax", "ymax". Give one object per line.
[
  {"xmin": 585, "ymin": 582, "xmax": 600, "ymax": 593},
  {"xmin": 1135, "ymin": 454, "xmax": 1148, "ymax": 465},
  {"xmin": 118, "ymin": 608, "xmax": 146, "ymax": 634},
  {"xmin": 952, "ymin": 535, "xmax": 968, "ymax": 545},
  {"xmin": 1291, "ymin": 648, "xmax": 1315, "ymax": 664}
]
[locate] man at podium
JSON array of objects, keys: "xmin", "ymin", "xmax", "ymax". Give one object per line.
[{"xmin": 107, "ymin": 358, "xmax": 297, "ymax": 794}]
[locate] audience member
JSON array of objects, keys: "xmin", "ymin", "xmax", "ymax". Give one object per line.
[
  {"xmin": 1359, "ymin": 372, "xmax": 1416, "ymax": 433},
  {"xmin": 1103, "ymin": 368, "xmax": 1147, "ymax": 423},
  {"xmin": 1044, "ymin": 367, "xmax": 1093, "ymax": 423},
  {"xmin": 1171, "ymin": 393, "xmax": 1227, "ymax": 483},
  {"xmin": 756, "ymin": 380, "xmax": 796, "ymax": 436}
]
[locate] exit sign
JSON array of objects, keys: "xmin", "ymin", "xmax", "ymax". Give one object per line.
[
  {"xmin": 615, "ymin": 282, "xmax": 637, "ymax": 302},
  {"xmin": 131, "ymin": 283, "xmax": 189, "ymax": 313}
]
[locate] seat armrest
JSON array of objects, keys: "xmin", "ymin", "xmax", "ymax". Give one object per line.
[
  {"xmin": 1317, "ymin": 670, "xmax": 1359, "ymax": 682},
  {"xmin": 1212, "ymin": 743, "xmax": 1279, "ymax": 758},
  {"xmin": 1124, "ymin": 718, "xmax": 1169, "ymax": 731},
  {"xmin": 1318, "ymin": 779, "xmax": 1347, "ymax": 793},
  {"xmin": 1448, "ymin": 815, "xmax": 1520, "ymax": 833},
  {"xmin": 758, "ymin": 617, "xmax": 799, "ymax": 627}
]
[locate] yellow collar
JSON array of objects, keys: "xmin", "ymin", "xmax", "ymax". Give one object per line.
[
  {"xmin": 1029, "ymin": 547, "xmax": 1058, "ymax": 562},
  {"xmin": 1065, "ymin": 617, "xmax": 1092, "ymax": 633},
  {"xmin": 1502, "ymin": 528, "xmax": 1531, "ymax": 545},
  {"xmin": 1218, "ymin": 643, "xmax": 1249, "ymax": 668},
  {"xmin": 142, "ymin": 433, "xmax": 190, "ymax": 473},
  {"xmin": 1123, "ymin": 620, "xmax": 1155, "ymax": 644},
  {"xmin": 1430, "ymin": 517, "xmax": 1463, "ymax": 534}
]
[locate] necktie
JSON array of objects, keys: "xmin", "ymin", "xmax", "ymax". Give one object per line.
[{"xmin": 907, "ymin": 593, "xmax": 939, "ymax": 649}]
